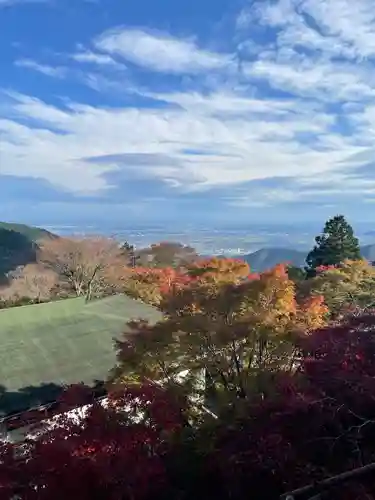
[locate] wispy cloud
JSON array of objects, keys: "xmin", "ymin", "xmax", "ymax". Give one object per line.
[
  {"xmin": 238, "ymin": 0, "xmax": 375, "ymax": 102},
  {"xmin": 95, "ymin": 27, "xmax": 232, "ymax": 74},
  {"xmin": 71, "ymin": 49, "xmax": 125, "ymax": 69},
  {"xmin": 0, "ymin": 87, "xmax": 366, "ymax": 196},
  {"xmin": 15, "ymin": 59, "xmax": 67, "ymax": 78}
]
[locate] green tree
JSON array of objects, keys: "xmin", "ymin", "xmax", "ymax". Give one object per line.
[
  {"xmin": 305, "ymin": 215, "xmax": 361, "ymax": 276},
  {"xmin": 287, "ymin": 265, "xmax": 306, "ymax": 284},
  {"xmin": 120, "ymin": 241, "xmax": 139, "ymax": 268}
]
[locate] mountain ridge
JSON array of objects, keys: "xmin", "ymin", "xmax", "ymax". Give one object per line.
[
  {"xmin": 0, "ymin": 222, "xmax": 56, "ymax": 242},
  {"xmin": 242, "ymin": 244, "xmax": 375, "ymax": 272}
]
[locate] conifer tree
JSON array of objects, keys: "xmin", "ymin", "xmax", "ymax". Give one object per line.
[{"xmin": 306, "ymin": 215, "xmax": 361, "ymax": 276}]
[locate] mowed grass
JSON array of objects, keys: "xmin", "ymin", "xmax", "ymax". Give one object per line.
[{"xmin": 0, "ymin": 295, "xmax": 162, "ymax": 415}]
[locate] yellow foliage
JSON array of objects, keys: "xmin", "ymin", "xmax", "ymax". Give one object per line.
[
  {"xmin": 186, "ymin": 257, "xmax": 250, "ymax": 285},
  {"xmin": 303, "ymin": 258, "xmax": 375, "ymax": 317}
]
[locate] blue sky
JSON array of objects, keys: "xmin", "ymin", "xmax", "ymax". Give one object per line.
[{"xmin": 1, "ymin": 0, "xmax": 375, "ymax": 228}]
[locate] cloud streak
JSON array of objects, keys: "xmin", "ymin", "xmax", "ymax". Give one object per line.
[
  {"xmin": 15, "ymin": 59, "xmax": 68, "ymax": 78},
  {"xmin": 71, "ymin": 50, "xmax": 126, "ymax": 69},
  {"xmin": 95, "ymin": 27, "xmax": 232, "ymax": 74}
]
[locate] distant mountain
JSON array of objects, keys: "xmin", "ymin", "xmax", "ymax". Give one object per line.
[
  {"xmin": 243, "ymin": 245, "xmax": 375, "ymax": 272},
  {"xmin": 242, "ymin": 247, "xmax": 307, "ymax": 272},
  {"xmin": 360, "ymin": 244, "xmax": 375, "ymax": 262},
  {"xmin": 0, "ymin": 222, "xmax": 57, "ymax": 281}
]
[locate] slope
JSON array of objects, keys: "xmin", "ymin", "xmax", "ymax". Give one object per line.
[
  {"xmin": 0, "ymin": 222, "xmax": 57, "ymax": 280},
  {"xmin": 0, "ymin": 222, "xmax": 56, "ymax": 243},
  {"xmin": 242, "ymin": 247, "xmax": 307, "ymax": 272},
  {"xmin": 0, "ymin": 294, "xmax": 162, "ymax": 417}
]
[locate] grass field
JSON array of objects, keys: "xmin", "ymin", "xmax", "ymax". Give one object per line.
[{"xmin": 0, "ymin": 295, "xmax": 162, "ymax": 416}]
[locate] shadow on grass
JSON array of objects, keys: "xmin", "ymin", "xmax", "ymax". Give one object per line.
[
  {"xmin": 0, "ymin": 382, "xmax": 63, "ymax": 418},
  {"xmin": 0, "ymin": 380, "xmax": 107, "ymax": 419}
]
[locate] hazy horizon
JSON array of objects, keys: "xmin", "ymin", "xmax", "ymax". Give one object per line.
[{"xmin": 9, "ymin": 219, "xmax": 374, "ymax": 257}]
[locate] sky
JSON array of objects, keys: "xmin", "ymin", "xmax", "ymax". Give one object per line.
[{"xmin": 1, "ymin": 0, "xmax": 375, "ymax": 228}]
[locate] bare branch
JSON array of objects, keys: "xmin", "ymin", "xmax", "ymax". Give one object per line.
[
  {"xmin": 38, "ymin": 236, "xmax": 126, "ymax": 299},
  {"xmin": 281, "ymin": 460, "xmax": 375, "ymax": 499}
]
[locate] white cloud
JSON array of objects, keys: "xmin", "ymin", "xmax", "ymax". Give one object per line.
[
  {"xmin": 0, "ymin": 88, "xmax": 369, "ymax": 196},
  {"xmin": 300, "ymin": 0, "xmax": 375, "ymax": 59},
  {"xmin": 95, "ymin": 27, "xmax": 232, "ymax": 74},
  {"xmin": 4, "ymin": 4, "xmax": 375, "ymax": 206},
  {"xmin": 238, "ymin": 0, "xmax": 375, "ymax": 102},
  {"xmin": 246, "ymin": 0, "xmax": 375, "ymax": 60},
  {"xmin": 15, "ymin": 59, "xmax": 67, "ymax": 78},
  {"xmin": 71, "ymin": 50, "xmax": 125, "ymax": 68},
  {"xmin": 245, "ymin": 59, "xmax": 375, "ymax": 101}
]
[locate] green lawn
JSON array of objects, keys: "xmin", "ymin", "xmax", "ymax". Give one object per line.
[{"xmin": 0, "ymin": 295, "xmax": 162, "ymax": 416}]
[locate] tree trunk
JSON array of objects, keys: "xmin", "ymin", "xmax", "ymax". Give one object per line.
[
  {"xmin": 85, "ymin": 282, "xmax": 93, "ymax": 303},
  {"xmin": 73, "ymin": 281, "xmax": 84, "ymax": 297}
]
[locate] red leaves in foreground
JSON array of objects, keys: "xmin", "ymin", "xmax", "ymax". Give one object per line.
[
  {"xmin": 300, "ymin": 313, "xmax": 375, "ymax": 420},
  {"xmin": 205, "ymin": 317, "xmax": 375, "ymax": 499},
  {"xmin": 0, "ymin": 384, "xmax": 184, "ymax": 500},
  {"xmin": 4, "ymin": 316, "xmax": 375, "ymax": 499}
]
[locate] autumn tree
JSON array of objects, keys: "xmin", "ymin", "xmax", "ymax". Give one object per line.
[
  {"xmin": 136, "ymin": 242, "xmax": 198, "ymax": 269},
  {"xmin": 120, "ymin": 266, "xmax": 193, "ymax": 307},
  {"xmin": 192, "ymin": 315, "xmax": 375, "ymax": 500},
  {"xmin": 38, "ymin": 236, "xmax": 125, "ymax": 301},
  {"xmin": 120, "ymin": 257, "xmax": 250, "ymax": 309},
  {"xmin": 115, "ymin": 263, "xmax": 328, "ymax": 413},
  {"xmin": 4, "ymin": 317, "xmax": 375, "ymax": 499},
  {"xmin": 0, "ymin": 263, "xmax": 58, "ymax": 303},
  {"xmin": 185, "ymin": 257, "xmax": 250, "ymax": 284},
  {"xmin": 301, "ymin": 259, "xmax": 375, "ymax": 319},
  {"xmin": 0, "ymin": 383, "xmax": 186, "ymax": 500},
  {"xmin": 306, "ymin": 215, "xmax": 361, "ymax": 276}
]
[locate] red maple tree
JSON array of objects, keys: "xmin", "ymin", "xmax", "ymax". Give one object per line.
[{"xmin": 0, "ymin": 384, "xmax": 185, "ymax": 500}]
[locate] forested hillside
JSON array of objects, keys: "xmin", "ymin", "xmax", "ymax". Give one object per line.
[
  {"xmin": 0, "ymin": 222, "xmax": 56, "ymax": 242},
  {"xmin": 0, "ymin": 222, "xmax": 57, "ymax": 280}
]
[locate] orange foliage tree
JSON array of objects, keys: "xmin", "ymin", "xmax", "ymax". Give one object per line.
[
  {"xmin": 120, "ymin": 266, "xmax": 193, "ymax": 307},
  {"xmin": 121, "ymin": 257, "xmax": 250, "ymax": 307},
  {"xmin": 115, "ymin": 263, "xmax": 328, "ymax": 413},
  {"xmin": 185, "ymin": 257, "xmax": 250, "ymax": 284}
]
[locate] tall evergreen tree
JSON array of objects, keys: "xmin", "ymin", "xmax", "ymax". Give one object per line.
[{"xmin": 306, "ymin": 215, "xmax": 361, "ymax": 276}]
